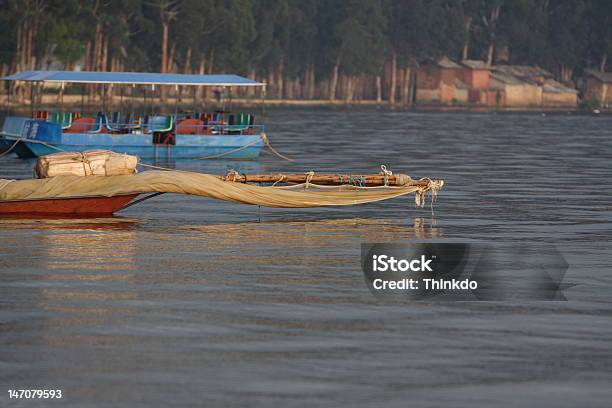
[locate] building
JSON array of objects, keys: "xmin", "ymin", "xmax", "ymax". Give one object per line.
[
  {"xmin": 489, "ymin": 65, "xmax": 577, "ymax": 108},
  {"xmin": 416, "ymin": 57, "xmax": 468, "ymax": 104},
  {"xmin": 584, "ymin": 70, "xmax": 612, "ymax": 108},
  {"xmin": 542, "ymin": 80, "xmax": 578, "ymax": 107},
  {"xmin": 458, "ymin": 60, "xmax": 492, "ymax": 104},
  {"xmin": 489, "ymin": 69, "xmax": 541, "ymax": 107},
  {"xmin": 414, "ymin": 58, "xmax": 578, "ymax": 108}
]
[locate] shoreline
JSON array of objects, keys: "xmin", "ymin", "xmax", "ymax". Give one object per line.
[{"xmin": 1, "ymin": 95, "xmax": 608, "ymax": 114}]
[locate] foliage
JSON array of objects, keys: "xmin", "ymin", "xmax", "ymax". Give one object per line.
[{"xmin": 0, "ymin": 0, "xmax": 609, "ymax": 81}]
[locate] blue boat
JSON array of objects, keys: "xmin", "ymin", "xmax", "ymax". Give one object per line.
[{"xmin": 1, "ymin": 70, "xmax": 267, "ymax": 159}]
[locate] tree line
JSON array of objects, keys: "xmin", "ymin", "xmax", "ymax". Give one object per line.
[{"xmin": 0, "ymin": 0, "xmax": 610, "ymax": 104}]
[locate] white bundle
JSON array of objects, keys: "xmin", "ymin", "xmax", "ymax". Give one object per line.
[{"xmin": 35, "ymin": 150, "xmax": 138, "ymax": 178}]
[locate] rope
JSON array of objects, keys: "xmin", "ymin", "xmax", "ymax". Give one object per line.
[
  {"xmin": 272, "ymin": 174, "xmax": 286, "ymax": 187},
  {"xmin": 412, "ymin": 177, "xmax": 444, "ymax": 215},
  {"xmin": 380, "ymin": 164, "xmax": 393, "ymax": 186},
  {"xmin": 21, "ymin": 138, "xmax": 66, "ymax": 152},
  {"xmin": 0, "ymin": 137, "xmax": 66, "ymax": 160},
  {"xmin": 226, "ymin": 169, "xmax": 240, "ymax": 182},
  {"xmin": 305, "ymin": 170, "xmax": 315, "ymax": 189},
  {"xmin": 0, "ymin": 138, "xmax": 20, "ymax": 158},
  {"xmin": 261, "ymin": 132, "xmax": 294, "ymax": 162},
  {"xmin": 138, "ymin": 162, "xmax": 175, "ymax": 171},
  {"xmin": 192, "ymin": 137, "xmax": 262, "ymax": 160}
]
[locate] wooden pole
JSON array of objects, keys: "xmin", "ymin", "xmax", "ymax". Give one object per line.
[{"xmin": 220, "ymin": 172, "xmax": 435, "ymax": 187}]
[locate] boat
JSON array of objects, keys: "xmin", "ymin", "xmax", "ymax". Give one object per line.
[
  {"xmin": 0, "ymin": 151, "xmax": 444, "ymax": 218},
  {"xmin": 0, "ymin": 70, "xmax": 267, "ymax": 159},
  {"xmin": 0, "ymin": 194, "xmax": 140, "ymax": 217}
]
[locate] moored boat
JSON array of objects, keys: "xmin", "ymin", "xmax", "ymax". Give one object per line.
[
  {"xmin": 1, "ymin": 70, "xmax": 267, "ymax": 159},
  {"xmin": 0, "ymin": 194, "xmax": 139, "ymax": 216},
  {"xmin": 0, "ymin": 151, "xmax": 444, "ymax": 218}
]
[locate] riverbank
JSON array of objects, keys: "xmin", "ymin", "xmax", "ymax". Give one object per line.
[{"xmin": 2, "ymin": 94, "xmax": 608, "ymax": 114}]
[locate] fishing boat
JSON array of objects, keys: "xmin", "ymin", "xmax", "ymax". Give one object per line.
[
  {"xmin": 0, "ymin": 71, "xmax": 266, "ymax": 159},
  {"xmin": 0, "ymin": 151, "xmax": 443, "ymax": 217}
]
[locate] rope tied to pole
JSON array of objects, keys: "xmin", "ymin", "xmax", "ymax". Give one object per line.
[
  {"xmin": 272, "ymin": 174, "xmax": 286, "ymax": 187},
  {"xmin": 380, "ymin": 164, "xmax": 393, "ymax": 186},
  {"xmin": 226, "ymin": 169, "xmax": 240, "ymax": 182},
  {"xmin": 304, "ymin": 170, "xmax": 315, "ymax": 188}
]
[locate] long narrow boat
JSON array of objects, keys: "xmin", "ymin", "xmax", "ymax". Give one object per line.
[
  {"xmin": 0, "ymin": 71, "xmax": 266, "ymax": 159},
  {"xmin": 0, "ymin": 153, "xmax": 444, "ymax": 218},
  {"xmin": 0, "ymin": 194, "xmax": 140, "ymax": 216}
]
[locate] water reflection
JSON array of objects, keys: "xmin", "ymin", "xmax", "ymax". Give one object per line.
[
  {"xmin": 182, "ymin": 217, "xmax": 442, "ymax": 244},
  {"xmin": 0, "ymin": 216, "xmax": 140, "ymax": 230}
]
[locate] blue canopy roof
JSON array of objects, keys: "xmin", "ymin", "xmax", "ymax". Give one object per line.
[{"xmin": 2, "ymin": 70, "xmax": 265, "ymax": 87}]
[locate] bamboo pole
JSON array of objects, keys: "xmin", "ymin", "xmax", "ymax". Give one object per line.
[{"xmin": 220, "ymin": 172, "xmax": 436, "ymax": 187}]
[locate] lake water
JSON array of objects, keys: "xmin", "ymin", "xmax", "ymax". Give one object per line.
[{"xmin": 1, "ymin": 109, "xmax": 611, "ymax": 407}]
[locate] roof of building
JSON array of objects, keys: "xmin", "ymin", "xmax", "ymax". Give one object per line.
[
  {"xmin": 490, "ymin": 71, "xmax": 525, "ymax": 86},
  {"xmin": 437, "ymin": 56, "xmax": 461, "ymax": 69},
  {"xmin": 460, "ymin": 60, "xmax": 490, "ymax": 70},
  {"xmin": 490, "ymin": 69, "xmax": 578, "ymax": 94},
  {"xmin": 543, "ymin": 79, "xmax": 578, "ymax": 94},
  {"xmin": 1, "ymin": 70, "xmax": 265, "ymax": 86},
  {"xmin": 585, "ymin": 69, "xmax": 612, "ymax": 83},
  {"xmin": 492, "ymin": 65, "xmax": 553, "ymax": 84}
]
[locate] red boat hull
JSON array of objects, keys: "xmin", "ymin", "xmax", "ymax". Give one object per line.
[{"xmin": 0, "ymin": 194, "xmax": 139, "ymax": 217}]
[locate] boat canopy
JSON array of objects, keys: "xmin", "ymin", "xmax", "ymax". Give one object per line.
[{"xmin": 2, "ymin": 70, "xmax": 265, "ymax": 87}]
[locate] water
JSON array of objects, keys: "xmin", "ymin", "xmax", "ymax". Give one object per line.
[{"xmin": 1, "ymin": 109, "xmax": 611, "ymax": 407}]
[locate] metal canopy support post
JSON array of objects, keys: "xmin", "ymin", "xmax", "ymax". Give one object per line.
[
  {"xmin": 60, "ymin": 82, "xmax": 64, "ymax": 112},
  {"xmin": 102, "ymin": 83, "xmax": 107, "ymax": 113},
  {"xmin": 261, "ymin": 84, "xmax": 267, "ymax": 119},
  {"xmin": 222, "ymin": 86, "xmax": 226, "ymax": 113},
  {"xmin": 39, "ymin": 82, "xmax": 44, "ymax": 113},
  {"xmin": 4, "ymin": 79, "xmax": 8, "ymax": 116},
  {"xmin": 131, "ymin": 84, "xmax": 136, "ymax": 123},
  {"xmin": 7, "ymin": 81, "xmax": 10, "ymax": 116},
  {"xmin": 81, "ymin": 83, "xmax": 85, "ymax": 114},
  {"xmin": 228, "ymin": 86, "xmax": 232, "ymax": 112},
  {"xmin": 150, "ymin": 84, "xmax": 155, "ymax": 116},
  {"xmin": 143, "ymin": 85, "xmax": 147, "ymax": 119},
  {"xmin": 174, "ymin": 84, "xmax": 179, "ymax": 118},
  {"xmin": 109, "ymin": 83, "xmax": 114, "ymax": 113},
  {"xmin": 192, "ymin": 86, "xmax": 196, "ymax": 116},
  {"xmin": 30, "ymin": 82, "xmax": 35, "ymax": 117}
]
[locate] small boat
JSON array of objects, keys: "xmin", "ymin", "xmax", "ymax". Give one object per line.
[
  {"xmin": 0, "ymin": 70, "xmax": 266, "ymax": 159},
  {"xmin": 0, "ymin": 194, "xmax": 140, "ymax": 217},
  {"xmin": 0, "ymin": 151, "xmax": 444, "ymax": 218}
]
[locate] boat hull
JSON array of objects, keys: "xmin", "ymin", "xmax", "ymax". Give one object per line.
[
  {"xmin": 0, "ymin": 194, "xmax": 139, "ymax": 217},
  {"xmin": 2, "ymin": 117, "xmax": 264, "ymax": 159},
  {"xmin": 20, "ymin": 139, "xmax": 263, "ymax": 159}
]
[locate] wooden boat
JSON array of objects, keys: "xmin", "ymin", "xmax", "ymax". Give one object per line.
[
  {"xmin": 0, "ymin": 194, "xmax": 139, "ymax": 217},
  {"xmin": 0, "ymin": 70, "xmax": 266, "ymax": 159},
  {"xmin": 0, "ymin": 168, "xmax": 442, "ymax": 218}
]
